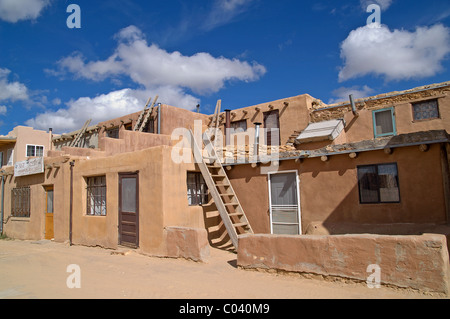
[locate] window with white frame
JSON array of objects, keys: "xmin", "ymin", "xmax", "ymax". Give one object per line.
[{"xmin": 26, "ymin": 145, "xmax": 44, "ymax": 157}]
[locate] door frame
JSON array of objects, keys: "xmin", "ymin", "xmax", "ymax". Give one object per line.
[
  {"xmin": 263, "ymin": 110, "xmax": 281, "ymax": 147},
  {"xmin": 118, "ymin": 172, "xmax": 140, "ymax": 248},
  {"xmin": 44, "ymin": 185, "xmax": 54, "ymax": 240},
  {"xmin": 267, "ymin": 170, "xmax": 302, "ymax": 235}
]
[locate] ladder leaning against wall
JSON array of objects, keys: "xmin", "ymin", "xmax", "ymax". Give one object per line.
[{"xmin": 189, "ymin": 129, "xmax": 253, "ymax": 250}]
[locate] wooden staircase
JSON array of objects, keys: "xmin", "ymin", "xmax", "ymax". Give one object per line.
[{"xmin": 189, "ymin": 130, "xmax": 253, "ymax": 250}]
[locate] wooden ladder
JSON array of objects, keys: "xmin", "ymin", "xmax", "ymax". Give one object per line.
[
  {"xmin": 70, "ymin": 119, "xmax": 91, "ymax": 147},
  {"xmin": 189, "ymin": 129, "xmax": 253, "ymax": 249},
  {"xmin": 134, "ymin": 96, "xmax": 159, "ymax": 132}
]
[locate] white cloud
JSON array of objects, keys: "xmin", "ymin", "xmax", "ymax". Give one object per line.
[
  {"xmin": 203, "ymin": 0, "xmax": 254, "ymax": 31},
  {"xmin": 26, "ymin": 89, "xmax": 144, "ymax": 133},
  {"xmin": 0, "ymin": 105, "xmax": 7, "ymax": 115},
  {"xmin": 360, "ymin": 0, "xmax": 393, "ymax": 11},
  {"xmin": 51, "ymin": 25, "xmax": 266, "ymax": 95},
  {"xmin": 0, "ymin": 68, "xmax": 29, "ymax": 102},
  {"xmin": 0, "ymin": 0, "xmax": 50, "ymax": 23},
  {"xmin": 338, "ymin": 23, "xmax": 450, "ymax": 82},
  {"xmin": 39, "ymin": 25, "xmax": 265, "ymax": 133},
  {"xmin": 328, "ymin": 85, "xmax": 374, "ymax": 104},
  {"xmin": 25, "ymin": 87, "xmax": 200, "ymax": 134}
]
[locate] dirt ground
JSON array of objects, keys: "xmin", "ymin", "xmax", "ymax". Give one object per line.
[{"xmin": 0, "ymin": 239, "xmax": 447, "ymax": 300}]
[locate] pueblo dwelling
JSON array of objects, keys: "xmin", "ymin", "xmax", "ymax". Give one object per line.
[{"xmin": 1, "ymin": 82, "xmax": 450, "ymax": 293}]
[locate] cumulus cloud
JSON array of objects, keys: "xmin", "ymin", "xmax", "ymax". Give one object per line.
[
  {"xmin": 0, "ymin": 105, "xmax": 7, "ymax": 115},
  {"xmin": 338, "ymin": 23, "xmax": 450, "ymax": 82},
  {"xmin": 38, "ymin": 25, "xmax": 266, "ymax": 133},
  {"xmin": 0, "ymin": 0, "xmax": 50, "ymax": 23},
  {"xmin": 25, "ymin": 86, "xmax": 200, "ymax": 134},
  {"xmin": 51, "ymin": 25, "xmax": 266, "ymax": 95},
  {"xmin": 328, "ymin": 85, "xmax": 374, "ymax": 104},
  {"xmin": 0, "ymin": 68, "xmax": 29, "ymax": 102}
]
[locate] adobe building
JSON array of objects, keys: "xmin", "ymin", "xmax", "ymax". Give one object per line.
[{"xmin": 1, "ymin": 82, "xmax": 450, "ymax": 292}]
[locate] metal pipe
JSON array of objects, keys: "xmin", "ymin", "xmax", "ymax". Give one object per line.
[
  {"xmin": 157, "ymin": 103, "xmax": 161, "ymax": 135},
  {"xmin": 69, "ymin": 161, "xmax": 74, "ymax": 246},
  {"xmin": 349, "ymin": 94, "xmax": 359, "ymax": 117},
  {"xmin": 196, "ymin": 104, "xmax": 200, "ymax": 113},
  {"xmin": 225, "ymin": 109, "xmax": 231, "ymax": 146},
  {"xmin": 0, "ymin": 173, "xmax": 4, "ymax": 235}
]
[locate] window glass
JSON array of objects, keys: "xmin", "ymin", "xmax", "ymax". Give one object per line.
[
  {"xmin": 374, "ymin": 109, "xmax": 394, "ymax": 136},
  {"xmin": 413, "ymin": 100, "xmax": 439, "ymax": 121}
]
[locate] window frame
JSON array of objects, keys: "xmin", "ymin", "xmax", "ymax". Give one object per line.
[
  {"xmin": 26, "ymin": 144, "xmax": 44, "ymax": 157},
  {"xmin": 357, "ymin": 163, "xmax": 401, "ymax": 204},
  {"xmin": 86, "ymin": 175, "xmax": 107, "ymax": 216},
  {"xmin": 11, "ymin": 186, "xmax": 31, "ymax": 218},
  {"xmin": 372, "ymin": 107, "xmax": 397, "ymax": 138},
  {"xmin": 187, "ymin": 172, "xmax": 208, "ymax": 206},
  {"xmin": 412, "ymin": 99, "xmax": 440, "ymax": 122},
  {"xmin": 230, "ymin": 120, "xmax": 248, "ymax": 133}
]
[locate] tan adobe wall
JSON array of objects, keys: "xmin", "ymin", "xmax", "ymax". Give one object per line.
[
  {"xmin": 309, "ymin": 84, "xmax": 450, "ymax": 146},
  {"xmin": 2, "ymin": 156, "xmax": 72, "ymax": 242},
  {"xmin": 212, "ymin": 94, "xmax": 313, "ymax": 146},
  {"xmin": 237, "ymin": 233, "xmax": 450, "ymax": 294},
  {"xmin": 227, "ymin": 143, "xmax": 448, "ymax": 235}
]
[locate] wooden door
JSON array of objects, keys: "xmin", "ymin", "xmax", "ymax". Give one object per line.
[
  {"xmin": 45, "ymin": 186, "xmax": 54, "ymax": 240},
  {"xmin": 264, "ymin": 110, "xmax": 280, "ymax": 146},
  {"xmin": 118, "ymin": 173, "xmax": 139, "ymax": 248}
]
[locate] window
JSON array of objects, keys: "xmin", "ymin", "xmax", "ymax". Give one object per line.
[
  {"xmin": 187, "ymin": 172, "xmax": 208, "ymax": 206},
  {"xmin": 11, "ymin": 187, "xmax": 31, "ymax": 217},
  {"xmin": 106, "ymin": 128, "xmax": 119, "ymax": 139},
  {"xmin": 0, "ymin": 152, "xmax": 3, "ymax": 167},
  {"xmin": 230, "ymin": 120, "xmax": 247, "ymax": 133},
  {"xmin": 6, "ymin": 149, "xmax": 13, "ymax": 166},
  {"xmin": 373, "ymin": 108, "xmax": 396, "ymax": 138},
  {"xmin": 86, "ymin": 176, "xmax": 107, "ymax": 216},
  {"xmin": 358, "ymin": 163, "xmax": 400, "ymax": 204},
  {"xmin": 412, "ymin": 99, "xmax": 440, "ymax": 121},
  {"xmin": 26, "ymin": 145, "xmax": 44, "ymax": 157}
]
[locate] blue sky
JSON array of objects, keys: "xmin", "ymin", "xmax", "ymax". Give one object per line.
[{"xmin": 0, "ymin": 0, "xmax": 449, "ymax": 134}]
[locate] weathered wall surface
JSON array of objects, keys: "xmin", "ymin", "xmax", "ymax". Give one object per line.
[
  {"xmin": 227, "ymin": 144, "xmax": 447, "ymax": 235},
  {"xmin": 237, "ymin": 233, "xmax": 450, "ymax": 294},
  {"xmin": 163, "ymin": 227, "xmax": 210, "ymax": 262}
]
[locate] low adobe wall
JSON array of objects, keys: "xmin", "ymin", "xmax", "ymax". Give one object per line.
[
  {"xmin": 237, "ymin": 234, "xmax": 450, "ymax": 294},
  {"xmin": 163, "ymin": 227, "xmax": 210, "ymax": 262}
]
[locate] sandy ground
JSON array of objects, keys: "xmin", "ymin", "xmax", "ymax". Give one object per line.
[{"xmin": 0, "ymin": 239, "xmax": 447, "ymax": 300}]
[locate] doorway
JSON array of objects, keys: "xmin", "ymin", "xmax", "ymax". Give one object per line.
[
  {"xmin": 44, "ymin": 186, "xmax": 54, "ymax": 240},
  {"xmin": 268, "ymin": 171, "xmax": 302, "ymax": 235},
  {"xmin": 264, "ymin": 110, "xmax": 280, "ymax": 147},
  {"xmin": 118, "ymin": 173, "xmax": 139, "ymax": 248}
]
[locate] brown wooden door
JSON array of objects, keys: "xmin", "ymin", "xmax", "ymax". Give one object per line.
[
  {"xmin": 119, "ymin": 173, "xmax": 139, "ymax": 248},
  {"xmin": 45, "ymin": 186, "xmax": 54, "ymax": 240},
  {"xmin": 264, "ymin": 110, "xmax": 280, "ymax": 146}
]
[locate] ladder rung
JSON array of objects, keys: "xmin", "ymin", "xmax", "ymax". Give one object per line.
[
  {"xmin": 220, "ymin": 193, "xmax": 235, "ymax": 197},
  {"xmin": 233, "ymin": 222, "xmax": 248, "ymax": 228},
  {"xmin": 228, "ymin": 212, "xmax": 244, "ymax": 217},
  {"xmin": 215, "ymin": 183, "xmax": 230, "ymax": 187},
  {"xmin": 211, "ymin": 174, "xmax": 225, "ymax": 178},
  {"xmin": 224, "ymin": 203, "xmax": 239, "ymax": 206}
]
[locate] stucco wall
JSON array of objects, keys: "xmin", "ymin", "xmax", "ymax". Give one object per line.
[
  {"xmin": 227, "ymin": 144, "xmax": 448, "ymax": 235},
  {"xmin": 237, "ymin": 233, "xmax": 450, "ymax": 294}
]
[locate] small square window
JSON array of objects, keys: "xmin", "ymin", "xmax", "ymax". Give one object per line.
[
  {"xmin": 373, "ymin": 108, "xmax": 396, "ymax": 138},
  {"xmin": 187, "ymin": 172, "xmax": 208, "ymax": 206},
  {"xmin": 412, "ymin": 99, "xmax": 439, "ymax": 121},
  {"xmin": 86, "ymin": 176, "xmax": 107, "ymax": 216},
  {"xmin": 358, "ymin": 163, "xmax": 400, "ymax": 204},
  {"xmin": 26, "ymin": 145, "xmax": 44, "ymax": 157}
]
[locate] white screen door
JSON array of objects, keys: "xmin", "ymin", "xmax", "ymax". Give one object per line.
[{"xmin": 269, "ymin": 171, "xmax": 301, "ymax": 235}]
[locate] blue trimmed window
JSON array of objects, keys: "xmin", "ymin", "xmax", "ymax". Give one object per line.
[{"xmin": 373, "ymin": 107, "xmax": 396, "ymax": 138}]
